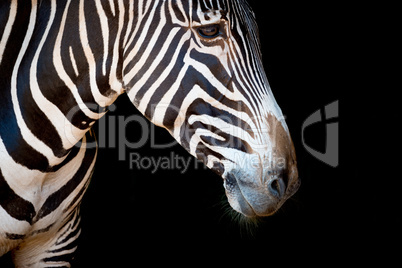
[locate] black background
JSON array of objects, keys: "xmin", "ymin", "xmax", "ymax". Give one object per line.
[{"xmin": 1, "ymin": 1, "xmax": 395, "ymax": 267}]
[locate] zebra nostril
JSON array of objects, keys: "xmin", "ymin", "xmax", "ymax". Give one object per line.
[
  {"xmin": 268, "ymin": 178, "xmax": 286, "ymax": 198},
  {"xmin": 224, "ymin": 173, "xmax": 238, "ymax": 193}
]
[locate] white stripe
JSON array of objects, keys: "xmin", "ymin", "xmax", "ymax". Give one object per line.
[
  {"xmin": 188, "ymin": 113, "xmax": 259, "ymax": 150},
  {"xmin": 94, "ymin": 0, "xmax": 109, "ymax": 76},
  {"xmin": 79, "ymin": 0, "xmax": 113, "ymax": 106},
  {"xmin": 69, "ymin": 46, "xmax": 79, "ymax": 76},
  {"xmin": 53, "ymin": 0, "xmax": 103, "ymax": 120},
  {"xmin": 0, "ymin": 136, "xmax": 44, "ymax": 204},
  {"xmin": 168, "ymin": 0, "xmax": 189, "ymax": 26},
  {"xmin": 122, "ymin": 0, "xmax": 160, "ymax": 71},
  {"xmin": 130, "ymin": 25, "xmax": 184, "ymax": 113},
  {"xmin": 38, "ymin": 139, "xmax": 87, "ymax": 213},
  {"xmin": 230, "ymin": 11, "xmax": 267, "ymax": 99},
  {"xmin": 108, "ymin": 0, "xmax": 116, "ymax": 17},
  {"xmin": 172, "ymin": 84, "xmax": 257, "ymax": 145},
  {"xmin": 10, "ymin": 0, "xmax": 60, "ymax": 166},
  {"xmin": 30, "ymin": 0, "xmax": 85, "ymax": 152},
  {"xmin": 0, "ymin": 205, "xmax": 31, "ymax": 236},
  {"xmin": 136, "ymin": 36, "xmax": 192, "ymax": 125},
  {"xmin": 122, "ymin": 0, "xmax": 134, "ymax": 48},
  {"xmin": 108, "ymin": 0, "xmax": 125, "ymax": 95},
  {"xmin": 122, "ymin": 0, "xmax": 142, "ymax": 54},
  {"xmin": 33, "ymin": 136, "xmax": 96, "ymax": 230}
]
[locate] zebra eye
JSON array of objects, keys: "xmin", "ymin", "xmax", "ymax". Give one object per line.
[{"xmin": 197, "ymin": 24, "xmax": 221, "ymax": 39}]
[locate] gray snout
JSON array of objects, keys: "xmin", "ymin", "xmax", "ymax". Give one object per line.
[{"xmin": 224, "ymin": 168, "xmax": 299, "ymax": 218}]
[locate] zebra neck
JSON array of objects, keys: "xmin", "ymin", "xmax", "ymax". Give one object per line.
[{"xmin": 0, "ymin": 0, "xmax": 132, "ymax": 168}]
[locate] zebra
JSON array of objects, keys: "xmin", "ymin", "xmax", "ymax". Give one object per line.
[{"xmin": 0, "ymin": 0, "xmax": 300, "ymax": 266}]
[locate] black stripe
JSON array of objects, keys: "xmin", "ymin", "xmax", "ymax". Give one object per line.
[
  {"xmin": 34, "ymin": 133, "xmax": 96, "ymax": 222},
  {"xmin": 0, "ymin": 169, "xmax": 36, "ymax": 224},
  {"xmin": 195, "ymin": 142, "xmax": 228, "ymax": 176},
  {"xmin": 123, "ymin": 0, "xmax": 165, "ymax": 78},
  {"xmin": 62, "ymin": 174, "xmax": 90, "ymax": 214},
  {"xmin": 11, "ymin": 1, "xmax": 69, "ymax": 159},
  {"xmin": 49, "ymin": 139, "xmax": 82, "ymax": 173},
  {"xmin": 0, "ymin": 1, "xmax": 11, "ymax": 41},
  {"xmin": 42, "ymin": 254, "xmax": 75, "ymax": 266},
  {"xmin": 18, "ymin": 56, "xmax": 69, "ymax": 159},
  {"xmin": 56, "ymin": 207, "xmax": 81, "ymax": 242},
  {"xmin": 5, "ymin": 232, "xmax": 26, "ymax": 240},
  {"xmin": 178, "ymin": 98, "xmax": 254, "ymax": 152},
  {"xmin": 36, "ymin": 3, "xmax": 98, "ymax": 128},
  {"xmin": 197, "ymin": 122, "xmax": 251, "ymax": 153},
  {"xmin": 167, "ymin": 0, "xmax": 186, "ymax": 23},
  {"xmin": 29, "ymin": 223, "xmax": 55, "ymax": 237},
  {"xmin": 162, "ymin": 65, "xmax": 255, "ymax": 133},
  {"xmin": 189, "ymin": 50, "xmax": 234, "ymax": 92},
  {"xmin": 51, "ymin": 226, "xmax": 80, "ymax": 253},
  {"xmin": 129, "ymin": 29, "xmax": 188, "ymax": 113},
  {"xmin": 0, "ymin": 113, "xmax": 50, "ymax": 172},
  {"xmin": 0, "ymin": 1, "xmax": 50, "ymax": 172}
]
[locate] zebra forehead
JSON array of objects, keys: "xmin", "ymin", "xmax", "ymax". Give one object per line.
[
  {"xmin": 192, "ymin": 0, "xmax": 228, "ymax": 11},
  {"xmin": 171, "ymin": 0, "xmax": 254, "ymax": 18},
  {"xmin": 167, "ymin": 0, "xmax": 258, "ymax": 33},
  {"xmin": 169, "ymin": 0, "xmax": 227, "ymax": 17}
]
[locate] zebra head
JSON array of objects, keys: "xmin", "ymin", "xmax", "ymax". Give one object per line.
[{"xmin": 124, "ymin": 0, "xmax": 300, "ymax": 218}]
